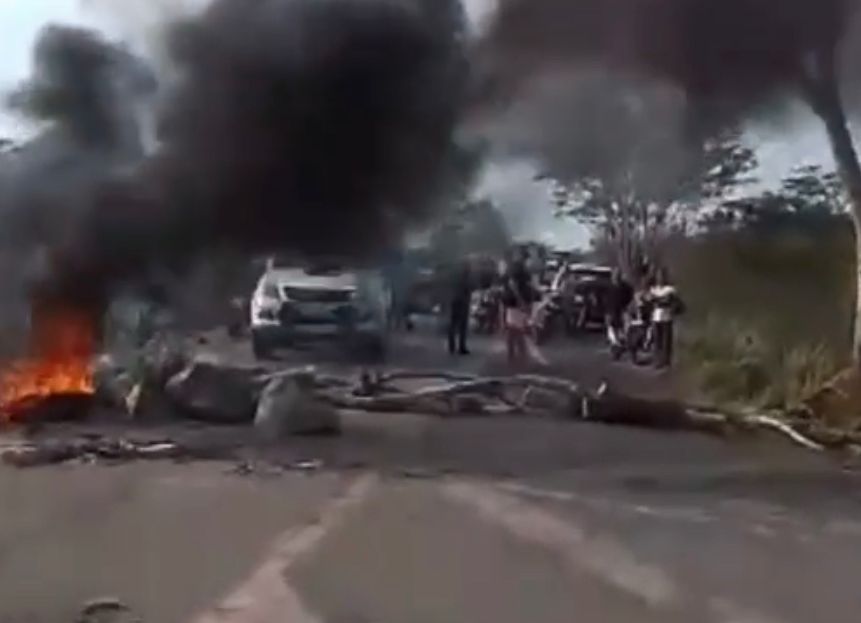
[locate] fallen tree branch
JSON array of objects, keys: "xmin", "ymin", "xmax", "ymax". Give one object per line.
[
  {"xmin": 255, "ymin": 367, "xmax": 351, "ymax": 389},
  {"xmin": 741, "ymin": 415, "xmax": 826, "ymax": 452},
  {"xmin": 316, "ymin": 372, "xmax": 585, "ymax": 418},
  {"xmin": 573, "ymin": 383, "xmax": 830, "ymax": 451},
  {"xmin": 0, "ymin": 436, "xmax": 234, "ymax": 468},
  {"xmin": 377, "ymin": 369, "xmax": 479, "ymax": 384}
]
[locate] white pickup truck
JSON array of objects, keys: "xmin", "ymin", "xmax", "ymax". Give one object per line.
[{"xmin": 249, "ymin": 258, "xmax": 390, "ymax": 359}]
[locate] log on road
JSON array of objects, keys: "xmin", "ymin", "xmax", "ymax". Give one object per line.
[{"xmin": 310, "ymin": 369, "xmax": 835, "ymax": 453}]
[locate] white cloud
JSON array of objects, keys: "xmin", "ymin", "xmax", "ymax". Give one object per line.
[
  {"xmin": 746, "ymin": 106, "xmax": 843, "ymax": 188},
  {"xmin": 475, "ymin": 158, "xmax": 591, "ymax": 249},
  {"xmin": 461, "ymin": 0, "xmax": 498, "ymax": 37}
]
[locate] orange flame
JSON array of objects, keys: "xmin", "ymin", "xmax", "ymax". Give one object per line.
[{"xmin": 0, "ymin": 303, "xmax": 98, "ymax": 423}]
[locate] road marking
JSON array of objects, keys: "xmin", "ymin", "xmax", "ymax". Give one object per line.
[
  {"xmin": 709, "ymin": 597, "xmax": 786, "ymax": 623},
  {"xmin": 826, "ymin": 518, "xmax": 861, "ymax": 537},
  {"xmin": 446, "ymin": 480, "xmax": 791, "ymax": 623},
  {"xmin": 442, "ymin": 480, "xmax": 680, "ymax": 608},
  {"xmin": 190, "ymin": 473, "xmax": 378, "ymax": 623},
  {"xmin": 497, "ymin": 481, "xmax": 714, "ymax": 524}
]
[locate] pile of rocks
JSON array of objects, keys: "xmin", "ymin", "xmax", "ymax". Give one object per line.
[{"xmin": 95, "ymin": 342, "xmax": 341, "ymax": 440}]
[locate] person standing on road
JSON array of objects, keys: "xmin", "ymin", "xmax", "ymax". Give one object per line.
[
  {"xmin": 383, "ymin": 248, "xmax": 416, "ymax": 332},
  {"xmin": 605, "ymin": 268, "xmax": 634, "ymax": 357},
  {"xmin": 648, "ymin": 268, "xmax": 684, "ymax": 369},
  {"xmin": 447, "ymin": 259, "xmax": 473, "ymax": 355},
  {"xmin": 502, "ymin": 252, "xmax": 537, "ymax": 364}
]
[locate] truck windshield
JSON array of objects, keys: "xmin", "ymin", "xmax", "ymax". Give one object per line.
[{"xmin": 305, "ymin": 262, "xmax": 344, "ymax": 276}]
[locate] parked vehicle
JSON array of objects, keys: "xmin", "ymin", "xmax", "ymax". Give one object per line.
[
  {"xmin": 404, "ymin": 267, "xmax": 440, "ymax": 314},
  {"xmin": 249, "ymin": 257, "xmax": 390, "ymax": 359},
  {"xmin": 609, "ymin": 296, "xmax": 652, "ymax": 364},
  {"xmin": 551, "ymin": 263, "xmax": 613, "ymax": 333}
]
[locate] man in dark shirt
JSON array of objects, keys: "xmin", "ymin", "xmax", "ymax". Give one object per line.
[
  {"xmin": 604, "ymin": 268, "xmax": 634, "ymax": 352},
  {"xmin": 447, "ymin": 260, "xmax": 473, "ymax": 355}
]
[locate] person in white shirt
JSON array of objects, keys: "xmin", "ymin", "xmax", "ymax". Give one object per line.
[{"xmin": 647, "ymin": 269, "xmax": 684, "ymax": 368}]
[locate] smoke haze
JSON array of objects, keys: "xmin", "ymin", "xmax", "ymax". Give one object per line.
[
  {"xmin": 482, "ymin": 0, "xmax": 852, "ymax": 106},
  {"xmin": 469, "ymin": 0, "xmax": 861, "ymax": 223}
]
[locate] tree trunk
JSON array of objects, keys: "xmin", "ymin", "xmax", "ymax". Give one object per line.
[{"xmin": 802, "ymin": 49, "xmax": 861, "ymax": 365}]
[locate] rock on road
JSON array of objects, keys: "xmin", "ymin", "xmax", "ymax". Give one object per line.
[{"xmin": 1, "ymin": 329, "xmax": 860, "ymax": 622}]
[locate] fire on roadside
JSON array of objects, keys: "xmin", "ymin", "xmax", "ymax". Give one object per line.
[{"xmin": 0, "ymin": 302, "xmax": 99, "ymax": 423}]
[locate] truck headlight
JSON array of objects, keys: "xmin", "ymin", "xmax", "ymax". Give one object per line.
[
  {"xmin": 258, "ymin": 308, "xmax": 277, "ymax": 321},
  {"xmin": 263, "ymin": 283, "xmax": 280, "ymax": 301}
]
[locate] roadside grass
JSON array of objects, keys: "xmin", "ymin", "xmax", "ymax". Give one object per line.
[
  {"xmin": 677, "ymin": 316, "xmax": 842, "ymax": 410},
  {"xmin": 668, "ymin": 221, "xmax": 854, "ymax": 415}
]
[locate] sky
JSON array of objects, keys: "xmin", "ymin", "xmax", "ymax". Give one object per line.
[
  {"xmin": 0, "ymin": 0, "xmax": 96, "ymax": 138},
  {"xmin": 0, "ymin": 0, "xmax": 845, "ymax": 251}
]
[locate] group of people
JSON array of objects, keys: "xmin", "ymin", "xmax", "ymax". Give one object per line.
[
  {"xmin": 445, "ymin": 250, "xmax": 544, "ymax": 365},
  {"xmin": 441, "ymin": 251, "xmax": 685, "ymax": 369},
  {"xmin": 603, "ymin": 268, "xmax": 685, "ymax": 369}
]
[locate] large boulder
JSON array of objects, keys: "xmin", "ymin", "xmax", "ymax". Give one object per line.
[
  {"xmin": 254, "ymin": 370, "xmax": 340, "ymax": 439},
  {"xmin": 166, "ymin": 357, "xmax": 261, "ymax": 424}
]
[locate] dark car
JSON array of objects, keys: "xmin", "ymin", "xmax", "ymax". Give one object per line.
[{"xmin": 552, "ymin": 264, "xmax": 613, "ymax": 332}]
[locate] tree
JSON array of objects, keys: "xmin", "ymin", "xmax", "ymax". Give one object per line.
[
  {"xmin": 429, "ymin": 197, "xmax": 510, "ymax": 264},
  {"xmin": 503, "ymin": 70, "xmax": 757, "ymax": 279},
  {"xmin": 713, "ymin": 164, "xmax": 846, "ymax": 231},
  {"xmin": 780, "ymin": 164, "xmax": 845, "ymax": 215},
  {"xmin": 797, "ymin": 46, "xmax": 861, "ymax": 361}
]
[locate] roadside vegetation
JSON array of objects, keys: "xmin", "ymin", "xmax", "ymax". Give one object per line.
[{"xmin": 672, "ymin": 214, "xmax": 857, "ymax": 424}]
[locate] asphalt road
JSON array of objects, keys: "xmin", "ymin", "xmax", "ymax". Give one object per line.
[{"xmin": 1, "ymin": 327, "xmax": 860, "ymax": 623}]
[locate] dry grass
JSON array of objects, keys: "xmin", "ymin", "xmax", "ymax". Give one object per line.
[
  {"xmin": 669, "ymin": 220, "xmax": 854, "ymax": 413},
  {"xmin": 677, "ymin": 316, "xmax": 842, "ymax": 410}
]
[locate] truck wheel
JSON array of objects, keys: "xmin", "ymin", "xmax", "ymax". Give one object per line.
[
  {"xmin": 252, "ymin": 332, "xmax": 274, "ymax": 360},
  {"xmin": 354, "ymin": 335, "xmax": 387, "ymax": 363}
]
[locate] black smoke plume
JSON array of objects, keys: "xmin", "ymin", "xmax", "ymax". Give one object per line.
[
  {"xmin": 10, "ymin": 25, "xmax": 156, "ymax": 149},
  {"xmin": 482, "ymin": 0, "xmax": 852, "ymax": 108},
  {"xmin": 474, "ymin": 0, "xmax": 859, "ymax": 223},
  {"xmin": 0, "ymin": 26, "xmax": 155, "ymax": 327},
  {"xmin": 151, "ymin": 0, "xmax": 468, "ymax": 255},
  {"xmin": 7, "ymin": 0, "xmax": 469, "ymax": 310}
]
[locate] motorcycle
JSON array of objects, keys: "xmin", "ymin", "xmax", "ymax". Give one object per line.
[
  {"xmin": 609, "ymin": 303, "xmax": 652, "ymax": 364},
  {"xmin": 534, "ymin": 292, "xmax": 563, "ymax": 343},
  {"xmin": 473, "ymin": 287, "xmax": 502, "ymax": 334}
]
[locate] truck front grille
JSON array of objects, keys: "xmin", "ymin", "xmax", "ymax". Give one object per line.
[{"xmin": 283, "ymin": 287, "xmax": 353, "ymax": 304}]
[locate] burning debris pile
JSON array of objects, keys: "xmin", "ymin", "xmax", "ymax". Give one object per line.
[{"xmin": 0, "ymin": 295, "xmax": 100, "ymax": 423}]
